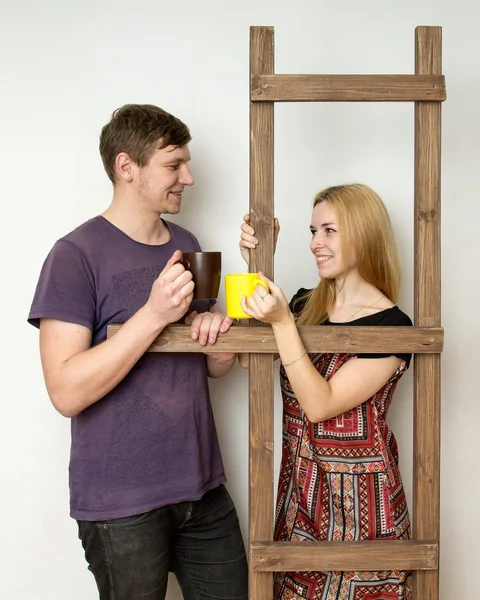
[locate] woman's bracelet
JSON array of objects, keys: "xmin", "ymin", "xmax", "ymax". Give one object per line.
[{"xmin": 282, "ymin": 348, "xmax": 307, "ymax": 367}]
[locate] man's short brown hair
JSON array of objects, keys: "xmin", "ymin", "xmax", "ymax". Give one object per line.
[{"xmin": 99, "ymin": 104, "xmax": 192, "ymax": 183}]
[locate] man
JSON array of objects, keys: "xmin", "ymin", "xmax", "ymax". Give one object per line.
[{"xmin": 28, "ymin": 104, "xmax": 248, "ymax": 599}]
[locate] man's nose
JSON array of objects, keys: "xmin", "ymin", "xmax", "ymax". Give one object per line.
[{"xmin": 180, "ymin": 165, "xmax": 194, "ymax": 186}]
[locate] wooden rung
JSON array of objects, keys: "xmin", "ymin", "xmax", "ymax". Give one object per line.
[
  {"xmin": 251, "ymin": 74, "xmax": 446, "ymax": 102},
  {"xmin": 107, "ymin": 324, "xmax": 443, "ymax": 354},
  {"xmin": 251, "ymin": 540, "xmax": 438, "ymax": 572}
]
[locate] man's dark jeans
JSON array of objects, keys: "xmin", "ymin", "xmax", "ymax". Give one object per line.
[{"xmin": 77, "ymin": 484, "xmax": 248, "ymax": 599}]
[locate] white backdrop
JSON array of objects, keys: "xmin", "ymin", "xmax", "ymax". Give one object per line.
[{"xmin": 1, "ymin": 1, "xmax": 478, "ymax": 598}]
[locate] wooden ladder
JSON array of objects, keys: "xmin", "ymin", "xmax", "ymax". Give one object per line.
[
  {"xmin": 247, "ymin": 25, "xmax": 444, "ymax": 600},
  {"xmin": 108, "ymin": 24, "xmax": 445, "ymax": 600}
]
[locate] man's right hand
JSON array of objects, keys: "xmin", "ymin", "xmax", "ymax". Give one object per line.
[
  {"xmin": 39, "ymin": 250, "xmax": 194, "ymax": 419},
  {"xmin": 239, "ymin": 214, "xmax": 280, "ymax": 264},
  {"xmin": 146, "ymin": 250, "xmax": 195, "ymax": 326}
]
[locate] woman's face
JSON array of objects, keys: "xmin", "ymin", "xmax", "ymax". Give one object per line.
[{"xmin": 309, "ymin": 201, "xmax": 354, "ymax": 279}]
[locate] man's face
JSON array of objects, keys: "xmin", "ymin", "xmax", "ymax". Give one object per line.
[{"xmin": 135, "ymin": 144, "xmax": 194, "ymax": 215}]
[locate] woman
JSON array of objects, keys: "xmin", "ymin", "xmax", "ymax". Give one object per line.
[{"xmin": 239, "ymin": 184, "xmax": 412, "ymax": 600}]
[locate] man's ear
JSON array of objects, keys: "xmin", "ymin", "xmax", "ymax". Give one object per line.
[{"xmin": 115, "ymin": 152, "xmax": 135, "ymax": 183}]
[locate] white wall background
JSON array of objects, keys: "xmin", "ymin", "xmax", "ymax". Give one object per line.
[{"xmin": 1, "ymin": 0, "xmax": 478, "ymax": 598}]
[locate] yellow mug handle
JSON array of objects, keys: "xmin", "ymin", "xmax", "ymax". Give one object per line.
[{"xmin": 253, "ymin": 279, "xmax": 269, "ymax": 294}]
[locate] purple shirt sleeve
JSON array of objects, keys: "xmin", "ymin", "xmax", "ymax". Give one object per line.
[{"xmin": 28, "ymin": 239, "xmax": 96, "ymax": 330}]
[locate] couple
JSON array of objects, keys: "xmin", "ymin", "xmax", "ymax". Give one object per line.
[{"xmin": 29, "ymin": 104, "xmax": 412, "ymax": 600}]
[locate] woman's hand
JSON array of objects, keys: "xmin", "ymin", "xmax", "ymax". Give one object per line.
[
  {"xmin": 239, "ymin": 214, "xmax": 280, "ymax": 264},
  {"xmin": 240, "ymin": 273, "xmax": 292, "ymax": 325}
]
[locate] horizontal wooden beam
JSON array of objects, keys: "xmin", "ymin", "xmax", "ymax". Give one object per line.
[
  {"xmin": 107, "ymin": 324, "xmax": 443, "ymax": 354},
  {"xmin": 251, "ymin": 540, "xmax": 438, "ymax": 572},
  {"xmin": 251, "ymin": 74, "xmax": 446, "ymax": 102}
]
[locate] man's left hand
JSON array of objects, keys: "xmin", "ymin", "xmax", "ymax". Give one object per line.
[{"xmin": 185, "ymin": 311, "xmax": 236, "ymax": 363}]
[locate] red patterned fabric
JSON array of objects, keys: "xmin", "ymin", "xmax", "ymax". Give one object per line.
[{"xmin": 273, "ymin": 351, "xmax": 412, "ymax": 600}]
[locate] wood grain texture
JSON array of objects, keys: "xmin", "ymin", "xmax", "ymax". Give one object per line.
[
  {"xmin": 249, "ymin": 25, "xmax": 275, "ymax": 600},
  {"xmin": 107, "ymin": 324, "xmax": 444, "ymax": 354},
  {"xmin": 413, "ymin": 25, "xmax": 442, "ymax": 600},
  {"xmin": 251, "ymin": 74, "xmax": 446, "ymax": 102},
  {"xmin": 251, "ymin": 541, "xmax": 438, "ymax": 572}
]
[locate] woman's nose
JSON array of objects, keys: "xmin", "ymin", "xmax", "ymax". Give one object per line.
[{"xmin": 311, "ymin": 235, "xmax": 325, "ymax": 250}]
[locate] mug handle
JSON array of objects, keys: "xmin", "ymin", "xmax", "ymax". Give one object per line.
[{"xmin": 254, "ymin": 279, "xmax": 269, "ymax": 293}]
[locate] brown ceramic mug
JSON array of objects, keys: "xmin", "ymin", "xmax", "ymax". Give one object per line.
[{"xmin": 181, "ymin": 252, "xmax": 222, "ymax": 300}]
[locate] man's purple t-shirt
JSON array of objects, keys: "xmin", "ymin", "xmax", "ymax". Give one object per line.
[{"xmin": 28, "ymin": 216, "xmax": 226, "ymax": 521}]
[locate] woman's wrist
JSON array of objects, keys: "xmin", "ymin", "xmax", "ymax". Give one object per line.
[{"xmin": 271, "ymin": 311, "xmax": 296, "ymax": 332}]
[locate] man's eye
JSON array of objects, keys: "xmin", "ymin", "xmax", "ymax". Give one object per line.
[{"xmin": 169, "ymin": 164, "xmax": 179, "ymax": 170}]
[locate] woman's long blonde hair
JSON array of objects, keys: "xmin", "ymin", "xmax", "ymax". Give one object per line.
[{"xmin": 295, "ymin": 184, "xmax": 401, "ymax": 326}]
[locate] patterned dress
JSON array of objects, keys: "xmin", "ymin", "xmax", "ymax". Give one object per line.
[{"xmin": 274, "ymin": 291, "xmax": 413, "ymax": 600}]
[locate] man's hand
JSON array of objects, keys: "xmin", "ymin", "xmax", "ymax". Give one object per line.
[
  {"xmin": 185, "ymin": 310, "xmax": 236, "ymax": 377},
  {"xmin": 145, "ymin": 250, "xmax": 195, "ymax": 326},
  {"xmin": 186, "ymin": 310, "xmax": 233, "ymax": 347}
]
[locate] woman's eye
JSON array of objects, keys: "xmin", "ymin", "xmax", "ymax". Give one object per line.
[
  {"xmin": 310, "ymin": 229, "xmax": 316, "ymax": 236},
  {"xmin": 326, "ymin": 228, "xmax": 336, "ymax": 234}
]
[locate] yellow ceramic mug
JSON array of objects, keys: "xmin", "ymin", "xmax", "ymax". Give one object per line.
[{"xmin": 225, "ymin": 273, "xmax": 269, "ymax": 319}]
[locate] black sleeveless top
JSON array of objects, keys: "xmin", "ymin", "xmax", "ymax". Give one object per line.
[{"xmin": 290, "ymin": 287, "xmax": 413, "ymax": 367}]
